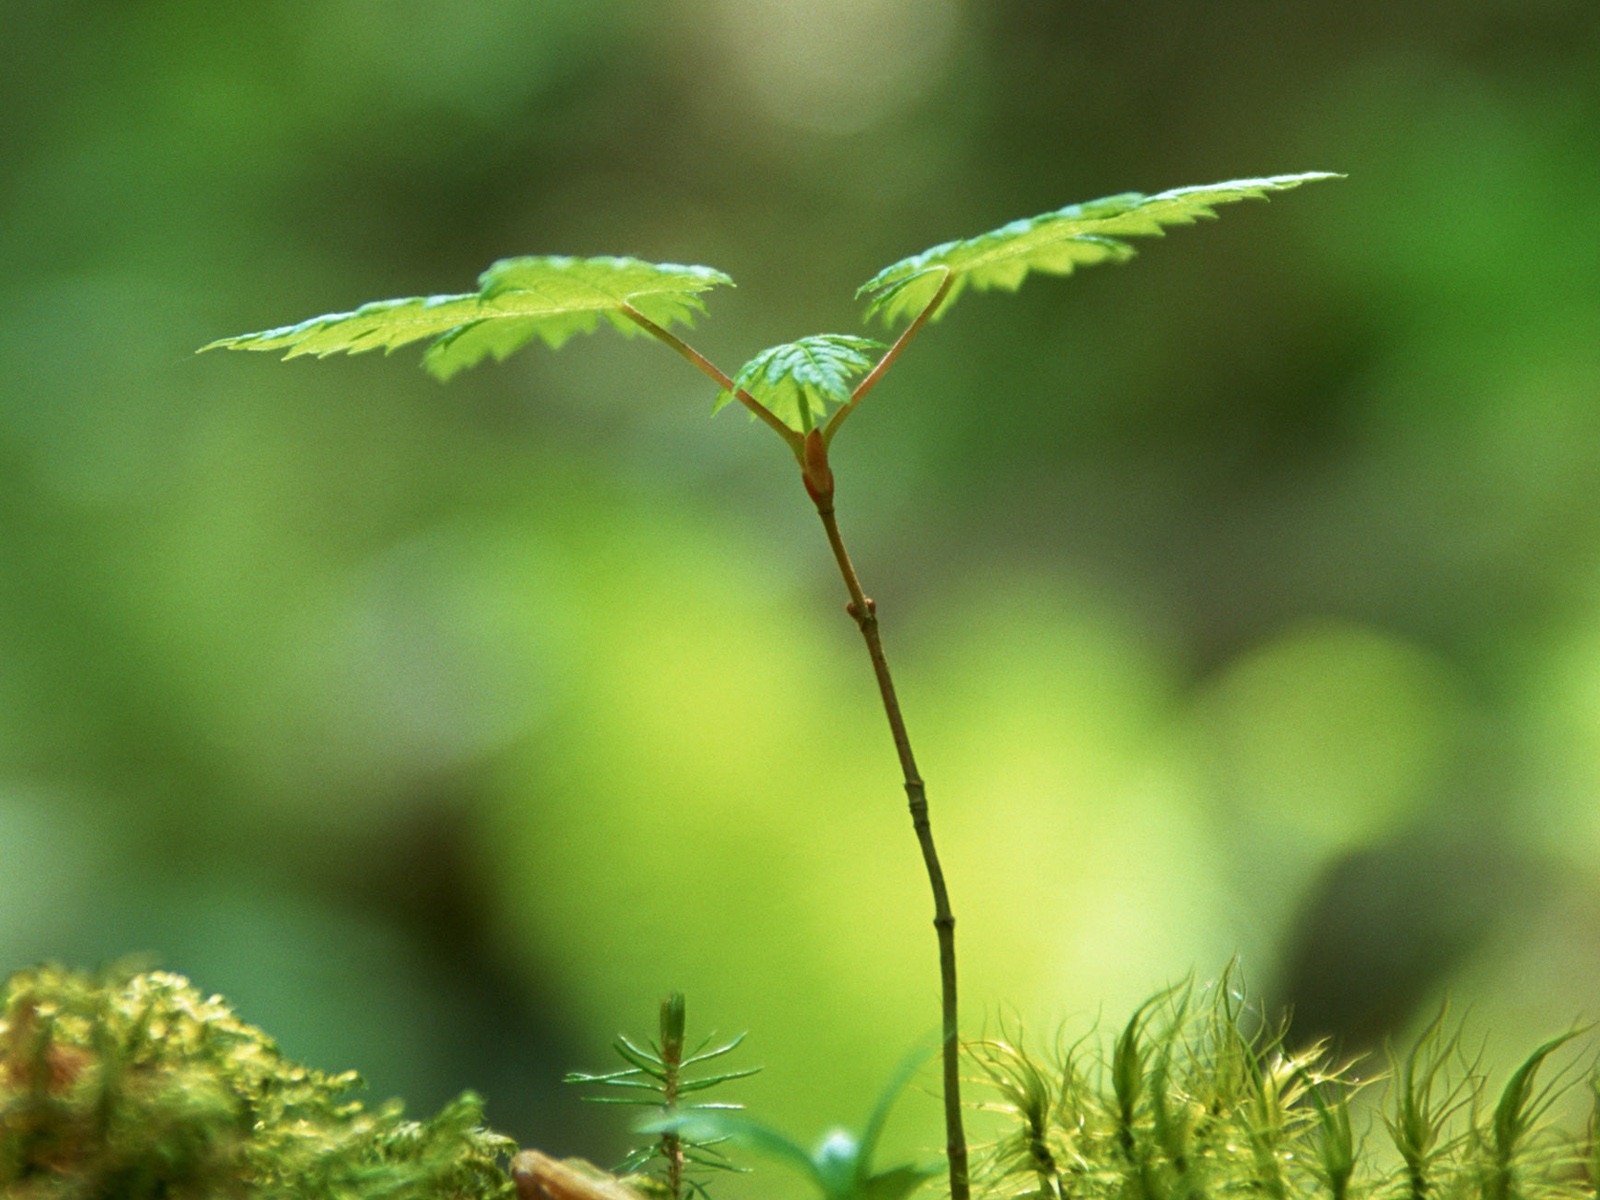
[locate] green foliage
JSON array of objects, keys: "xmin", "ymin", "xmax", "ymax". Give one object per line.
[
  {"xmin": 566, "ymin": 992, "xmax": 758, "ymax": 1200},
  {"xmin": 642, "ymin": 1047, "xmax": 939, "ymax": 1200},
  {"xmin": 1386, "ymin": 1006, "xmax": 1476, "ymax": 1200},
  {"xmin": 856, "ymin": 173, "xmax": 1341, "ymax": 325},
  {"xmin": 1304, "ymin": 1073, "xmax": 1358, "ymax": 1200},
  {"xmin": 1588, "ymin": 1072, "xmax": 1600, "ymax": 1193},
  {"xmin": 970, "ymin": 981, "xmax": 1599, "ymax": 1200},
  {"xmin": 1477, "ymin": 1030, "xmax": 1586, "ymax": 1200},
  {"xmin": 196, "ymin": 177, "xmax": 1341, "ymax": 434},
  {"xmin": 967, "ymin": 1035, "xmax": 1070, "ymax": 1200},
  {"xmin": 7, "ymin": 962, "xmax": 1597, "ymax": 1200},
  {"xmin": 199, "ymin": 256, "xmax": 733, "ymax": 380},
  {"xmin": 197, "ymin": 173, "xmax": 1338, "ymax": 509},
  {"xmin": 195, "ymin": 172, "xmax": 1340, "ymax": 1200},
  {"xmin": 0, "ymin": 964, "xmax": 514, "ymax": 1200},
  {"xmin": 717, "ymin": 335, "xmax": 887, "ymax": 434}
]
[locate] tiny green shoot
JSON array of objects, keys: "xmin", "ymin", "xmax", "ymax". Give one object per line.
[
  {"xmin": 640, "ymin": 1046, "xmax": 939, "ymax": 1200},
  {"xmin": 565, "ymin": 992, "xmax": 758, "ymax": 1200}
]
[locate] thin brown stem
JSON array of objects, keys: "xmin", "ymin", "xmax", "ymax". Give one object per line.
[
  {"xmin": 631, "ymin": 293, "xmax": 968, "ymax": 1198},
  {"xmin": 821, "ymin": 271, "xmax": 954, "ymax": 445},
  {"xmin": 621, "ymin": 304, "xmax": 802, "ymax": 455},
  {"xmin": 812, "ymin": 492, "xmax": 969, "ymax": 1200},
  {"xmin": 662, "ymin": 1045, "xmax": 684, "ymax": 1200}
]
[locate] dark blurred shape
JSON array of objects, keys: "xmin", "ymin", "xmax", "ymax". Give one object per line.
[
  {"xmin": 1273, "ymin": 820, "xmax": 1532, "ymax": 1054},
  {"xmin": 303, "ymin": 783, "xmax": 589, "ymax": 1147}
]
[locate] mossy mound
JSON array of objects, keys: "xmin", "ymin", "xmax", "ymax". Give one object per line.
[{"xmin": 0, "ymin": 964, "xmax": 515, "ymax": 1199}]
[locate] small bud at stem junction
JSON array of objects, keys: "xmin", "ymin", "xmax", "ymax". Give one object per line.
[{"xmin": 801, "ymin": 428, "xmax": 834, "ymax": 504}]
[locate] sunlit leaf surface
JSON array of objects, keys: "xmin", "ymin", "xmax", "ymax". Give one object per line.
[
  {"xmin": 858, "ymin": 173, "xmax": 1340, "ymax": 324},
  {"xmin": 201, "ymin": 256, "xmax": 734, "ymax": 380}
]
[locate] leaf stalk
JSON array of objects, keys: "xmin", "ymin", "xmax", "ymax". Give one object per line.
[
  {"xmin": 822, "ymin": 272, "xmax": 954, "ymax": 445},
  {"xmin": 621, "ymin": 305, "xmax": 803, "ymax": 454}
]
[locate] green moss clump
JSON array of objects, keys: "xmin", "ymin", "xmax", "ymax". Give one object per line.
[
  {"xmin": 969, "ymin": 981, "xmax": 1599, "ymax": 1200},
  {"xmin": 0, "ymin": 963, "xmax": 515, "ymax": 1200}
]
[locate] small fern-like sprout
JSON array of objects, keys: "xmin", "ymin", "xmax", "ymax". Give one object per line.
[
  {"xmin": 1471, "ymin": 1030, "xmax": 1588, "ymax": 1200},
  {"xmin": 1241, "ymin": 1029, "xmax": 1323, "ymax": 1200},
  {"xmin": 1586, "ymin": 1070, "xmax": 1600, "ymax": 1195},
  {"xmin": 1385, "ymin": 1007, "xmax": 1481, "ymax": 1200},
  {"xmin": 1108, "ymin": 989, "xmax": 1183, "ymax": 1200},
  {"xmin": 972, "ymin": 1027, "xmax": 1107, "ymax": 1200},
  {"xmin": 565, "ymin": 993, "xmax": 759, "ymax": 1200},
  {"xmin": 1148, "ymin": 1041, "xmax": 1203, "ymax": 1200},
  {"xmin": 966, "ymin": 974, "xmax": 1375, "ymax": 1200},
  {"xmin": 969, "ymin": 1034, "xmax": 1066, "ymax": 1200},
  {"xmin": 1583, "ymin": 1069, "xmax": 1600, "ymax": 1197},
  {"xmin": 1302, "ymin": 1075, "xmax": 1360, "ymax": 1200},
  {"xmin": 639, "ymin": 1045, "xmax": 940, "ymax": 1200}
]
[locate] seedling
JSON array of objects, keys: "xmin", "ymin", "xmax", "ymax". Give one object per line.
[
  {"xmin": 640, "ymin": 1044, "xmax": 939, "ymax": 1200},
  {"xmin": 563, "ymin": 992, "xmax": 758, "ymax": 1200},
  {"xmin": 201, "ymin": 171, "xmax": 1341, "ymax": 1200}
]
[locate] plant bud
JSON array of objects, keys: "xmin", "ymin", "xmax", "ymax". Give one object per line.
[
  {"xmin": 660, "ymin": 992, "xmax": 686, "ymax": 1061},
  {"xmin": 802, "ymin": 428, "xmax": 834, "ymax": 502}
]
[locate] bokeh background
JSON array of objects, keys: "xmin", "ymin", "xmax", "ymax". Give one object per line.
[{"xmin": 5, "ymin": 0, "xmax": 1600, "ymax": 1188}]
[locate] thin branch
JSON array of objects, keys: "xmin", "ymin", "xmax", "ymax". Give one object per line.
[
  {"xmin": 621, "ymin": 305, "xmax": 802, "ymax": 454},
  {"xmin": 810, "ymin": 491, "xmax": 970, "ymax": 1200},
  {"xmin": 821, "ymin": 271, "xmax": 954, "ymax": 445}
]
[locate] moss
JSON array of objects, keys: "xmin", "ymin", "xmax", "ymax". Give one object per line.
[
  {"xmin": 7, "ymin": 963, "xmax": 1598, "ymax": 1200},
  {"xmin": 0, "ymin": 964, "xmax": 515, "ymax": 1200},
  {"xmin": 969, "ymin": 982, "xmax": 1600, "ymax": 1200}
]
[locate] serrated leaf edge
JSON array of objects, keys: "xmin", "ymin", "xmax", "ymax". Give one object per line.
[
  {"xmin": 200, "ymin": 255, "xmax": 735, "ymax": 380},
  {"xmin": 714, "ymin": 334, "xmax": 887, "ymax": 432},
  {"xmin": 858, "ymin": 171, "xmax": 1342, "ymax": 323}
]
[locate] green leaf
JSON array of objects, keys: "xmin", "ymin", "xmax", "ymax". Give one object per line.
[
  {"xmin": 566, "ymin": 1068, "xmax": 648, "ymax": 1085},
  {"xmin": 612, "ymin": 1036, "xmax": 670, "ymax": 1078},
  {"xmin": 200, "ymin": 255, "xmax": 734, "ymax": 381},
  {"xmin": 856, "ymin": 1045, "xmax": 933, "ymax": 1171},
  {"xmin": 1488, "ymin": 1030, "xmax": 1583, "ymax": 1167},
  {"xmin": 812, "ymin": 1130, "xmax": 866, "ymax": 1199},
  {"xmin": 643, "ymin": 1046, "xmax": 935, "ymax": 1200},
  {"xmin": 716, "ymin": 335, "xmax": 886, "ymax": 434},
  {"xmin": 682, "ymin": 1032, "xmax": 750, "ymax": 1067},
  {"xmin": 676, "ymin": 1068, "xmax": 764, "ymax": 1093},
  {"xmin": 861, "ymin": 1164, "xmax": 940, "ymax": 1200},
  {"xmin": 644, "ymin": 1113, "xmax": 821, "ymax": 1187},
  {"xmin": 857, "ymin": 172, "xmax": 1341, "ymax": 324}
]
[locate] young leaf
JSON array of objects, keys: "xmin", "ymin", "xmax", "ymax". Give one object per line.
[
  {"xmin": 1482, "ymin": 1029, "xmax": 1585, "ymax": 1200},
  {"xmin": 717, "ymin": 335, "xmax": 887, "ymax": 434},
  {"xmin": 200, "ymin": 255, "xmax": 734, "ymax": 381},
  {"xmin": 640, "ymin": 1046, "xmax": 938, "ymax": 1200},
  {"xmin": 857, "ymin": 172, "xmax": 1340, "ymax": 325}
]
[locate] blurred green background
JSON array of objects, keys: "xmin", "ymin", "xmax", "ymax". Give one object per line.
[{"xmin": 5, "ymin": 0, "xmax": 1600, "ymax": 1187}]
